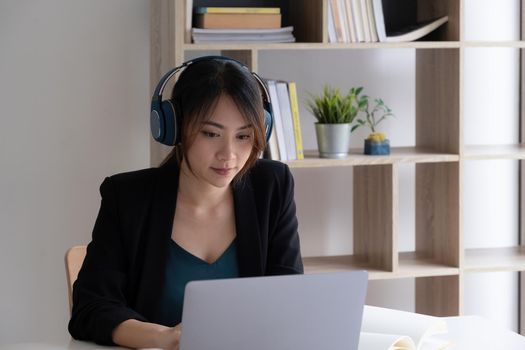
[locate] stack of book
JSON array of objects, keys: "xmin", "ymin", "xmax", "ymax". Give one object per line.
[
  {"xmin": 327, "ymin": 0, "xmax": 448, "ymax": 43},
  {"xmin": 264, "ymin": 80, "xmax": 304, "ymax": 161},
  {"xmin": 191, "ymin": 7, "xmax": 295, "ymax": 43}
]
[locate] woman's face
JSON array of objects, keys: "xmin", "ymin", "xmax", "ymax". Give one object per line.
[{"xmin": 183, "ymin": 94, "xmax": 254, "ymax": 189}]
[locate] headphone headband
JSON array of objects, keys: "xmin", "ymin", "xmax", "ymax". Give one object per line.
[
  {"xmin": 153, "ymin": 56, "xmax": 253, "ymax": 101},
  {"xmin": 150, "ymin": 55, "xmax": 274, "ymax": 146}
]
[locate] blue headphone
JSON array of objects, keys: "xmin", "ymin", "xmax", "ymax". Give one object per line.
[{"xmin": 150, "ymin": 56, "xmax": 274, "ymax": 146}]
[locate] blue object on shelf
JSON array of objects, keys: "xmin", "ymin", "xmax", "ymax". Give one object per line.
[{"xmin": 364, "ymin": 139, "xmax": 390, "ymax": 155}]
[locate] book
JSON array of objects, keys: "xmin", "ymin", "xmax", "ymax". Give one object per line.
[
  {"xmin": 359, "ymin": 306, "xmax": 450, "ymax": 350},
  {"xmin": 193, "ymin": 13, "xmax": 281, "ymax": 29},
  {"xmin": 344, "ymin": 0, "xmax": 357, "ymax": 42},
  {"xmin": 287, "ymin": 82, "xmax": 304, "ymax": 160},
  {"xmin": 371, "ymin": 0, "xmax": 449, "ymax": 42},
  {"xmin": 327, "ymin": 0, "xmax": 337, "ymax": 43},
  {"xmin": 266, "ymin": 80, "xmax": 288, "ymax": 161},
  {"xmin": 351, "ymin": 0, "xmax": 365, "ymax": 42},
  {"xmin": 359, "ymin": 0, "xmax": 372, "ymax": 42},
  {"xmin": 371, "ymin": 0, "xmax": 386, "ymax": 42},
  {"xmin": 194, "ymin": 7, "xmax": 280, "ymax": 14},
  {"xmin": 191, "ymin": 26, "xmax": 295, "ymax": 43},
  {"xmin": 276, "ymin": 81, "xmax": 297, "ymax": 160},
  {"xmin": 383, "ymin": 16, "xmax": 449, "ymax": 42},
  {"xmin": 366, "ymin": 0, "xmax": 379, "ymax": 42},
  {"xmin": 330, "ymin": 0, "xmax": 345, "ymax": 43},
  {"xmin": 336, "ymin": 0, "xmax": 350, "ymax": 43},
  {"xmin": 266, "ymin": 122, "xmax": 281, "ymax": 160}
]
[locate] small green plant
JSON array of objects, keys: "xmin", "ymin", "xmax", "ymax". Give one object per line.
[
  {"xmin": 352, "ymin": 96, "xmax": 394, "ymax": 134},
  {"xmin": 307, "ymin": 86, "xmax": 364, "ymax": 124}
]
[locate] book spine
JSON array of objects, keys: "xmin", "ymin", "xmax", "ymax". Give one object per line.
[
  {"xmin": 337, "ymin": 0, "xmax": 350, "ymax": 43},
  {"xmin": 276, "ymin": 82, "xmax": 297, "ymax": 161},
  {"xmin": 288, "ymin": 82, "xmax": 304, "ymax": 160},
  {"xmin": 344, "ymin": 0, "xmax": 357, "ymax": 42},
  {"xmin": 193, "ymin": 13, "xmax": 281, "ymax": 29},
  {"xmin": 267, "ymin": 80, "xmax": 288, "ymax": 161},
  {"xmin": 372, "ymin": 0, "xmax": 386, "ymax": 42},
  {"xmin": 359, "ymin": 0, "xmax": 371, "ymax": 42},
  {"xmin": 327, "ymin": 0, "xmax": 337, "ymax": 43},
  {"xmin": 330, "ymin": 0, "xmax": 344, "ymax": 43},
  {"xmin": 351, "ymin": 0, "xmax": 365, "ymax": 42},
  {"xmin": 267, "ymin": 123, "xmax": 281, "ymax": 160},
  {"xmin": 366, "ymin": 0, "xmax": 379, "ymax": 42},
  {"xmin": 195, "ymin": 7, "xmax": 281, "ymax": 14}
]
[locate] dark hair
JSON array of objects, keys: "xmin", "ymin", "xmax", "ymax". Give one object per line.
[{"xmin": 161, "ymin": 58, "xmax": 266, "ymax": 182}]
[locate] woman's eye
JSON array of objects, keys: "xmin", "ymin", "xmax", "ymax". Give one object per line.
[
  {"xmin": 202, "ymin": 131, "xmax": 219, "ymax": 138},
  {"xmin": 237, "ymin": 134, "xmax": 252, "ymax": 141}
]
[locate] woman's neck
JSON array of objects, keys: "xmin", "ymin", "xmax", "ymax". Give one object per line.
[{"xmin": 177, "ymin": 161, "xmax": 232, "ymax": 209}]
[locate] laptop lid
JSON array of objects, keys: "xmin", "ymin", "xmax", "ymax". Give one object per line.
[{"xmin": 179, "ymin": 271, "xmax": 368, "ymax": 350}]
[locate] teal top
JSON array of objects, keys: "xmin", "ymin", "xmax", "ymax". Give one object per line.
[{"xmin": 157, "ymin": 238, "xmax": 239, "ymax": 326}]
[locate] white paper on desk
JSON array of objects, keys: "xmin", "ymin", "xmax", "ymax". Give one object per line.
[
  {"xmin": 360, "ymin": 305, "xmax": 449, "ymax": 350},
  {"xmin": 359, "ymin": 332, "xmax": 416, "ymax": 350}
]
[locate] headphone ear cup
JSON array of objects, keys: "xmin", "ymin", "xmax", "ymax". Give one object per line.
[
  {"xmin": 264, "ymin": 108, "xmax": 273, "ymax": 142},
  {"xmin": 150, "ymin": 100, "xmax": 164, "ymax": 142},
  {"xmin": 160, "ymin": 100, "xmax": 177, "ymax": 146}
]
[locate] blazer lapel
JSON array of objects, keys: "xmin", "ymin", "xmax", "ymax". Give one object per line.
[
  {"xmin": 233, "ymin": 176, "xmax": 263, "ymax": 277},
  {"xmin": 135, "ymin": 158, "xmax": 179, "ymax": 317}
]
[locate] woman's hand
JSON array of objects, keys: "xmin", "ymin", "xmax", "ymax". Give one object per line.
[
  {"xmin": 156, "ymin": 323, "xmax": 182, "ymax": 350},
  {"xmin": 112, "ymin": 319, "xmax": 182, "ymax": 350}
]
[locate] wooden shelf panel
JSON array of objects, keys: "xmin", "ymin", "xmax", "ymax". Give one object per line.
[
  {"xmin": 183, "ymin": 42, "xmax": 462, "ymax": 51},
  {"xmin": 285, "ymin": 147, "xmax": 459, "ymax": 168},
  {"xmin": 303, "ymin": 253, "xmax": 458, "ymax": 280},
  {"xmin": 463, "ymin": 41, "xmax": 525, "ymax": 48},
  {"xmin": 464, "ymin": 247, "xmax": 525, "ymax": 273},
  {"xmin": 399, "ymin": 252, "xmax": 459, "ymax": 278},
  {"xmin": 463, "ymin": 145, "xmax": 525, "ymax": 160}
]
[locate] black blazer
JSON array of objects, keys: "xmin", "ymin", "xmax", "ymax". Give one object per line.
[{"xmin": 68, "ymin": 158, "xmax": 303, "ymax": 345}]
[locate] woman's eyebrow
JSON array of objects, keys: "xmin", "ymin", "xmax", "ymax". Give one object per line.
[{"xmin": 203, "ymin": 121, "xmax": 253, "ymax": 130}]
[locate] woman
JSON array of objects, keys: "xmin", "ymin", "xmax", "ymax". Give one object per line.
[{"xmin": 68, "ymin": 57, "xmax": 303, "ymax": 349}]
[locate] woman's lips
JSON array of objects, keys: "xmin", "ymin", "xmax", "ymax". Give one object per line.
[{"xmin": 212, "ymin": 167, "xmax": 233, "ymax": 176}]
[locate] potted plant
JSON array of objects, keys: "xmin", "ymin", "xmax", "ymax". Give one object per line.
[
  {"xmin": 352, "ymin": 96, "xmax": 394, "ymax": 155},
  {"xmin": 307, "ymin": 86, "xmax": 363, "ymax": 158}
]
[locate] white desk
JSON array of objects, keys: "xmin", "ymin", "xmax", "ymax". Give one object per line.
[
  {"xmin": 440, "ymin": 315, "xmax": 525, "ymax": 349},
  {"xmin": 1, "ymin": 315, "xmax": 524, "ymax": 349}
]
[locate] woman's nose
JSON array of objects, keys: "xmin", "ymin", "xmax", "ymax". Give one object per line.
[{"xmin": 217, "ymin": 137, "xmax": 235, "ymax": 161}]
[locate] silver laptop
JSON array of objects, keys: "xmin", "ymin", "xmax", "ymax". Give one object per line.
[{"xmin": 179, "ymin": 271, "xmax": 368, "ymax": 350}]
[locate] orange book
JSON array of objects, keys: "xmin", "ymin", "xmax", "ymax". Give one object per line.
[{"xmin": 193, "ymin": 13, "xmax": 281, "ymax": 29}]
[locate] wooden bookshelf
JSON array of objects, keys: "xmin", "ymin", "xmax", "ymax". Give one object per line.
[
  {"xmin": 183, "ymin": 42, "xmax": 463, "ymax": 50},
  {"xmin": 286, "ymin": 147, "xmax": 459, "ymax": 168},
  {"xmin": 150, "ymin": 0, "xmax": 524, "ymax": 323},
  {"xmin": 463, "ymin": 144, "xmax": 525, "ymax": 160},
  {"xmin": 303, "ymin": 253, "xmax": 459, "ymax": 280},
  {"xmin": 464, "ymin": 247, "xmax": 525, "ymax": 273}
]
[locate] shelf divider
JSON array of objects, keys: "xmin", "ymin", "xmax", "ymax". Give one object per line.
[
  {"xmin": 416, "ymin": 162, "xmax": 460, "ymax": 267},
  {"xmin": 416, "ymin": 48, "xmax": 460, "ymax": 154},
  {"xmin": 416, "ymin": 275, "xmax": 460, "ymax": 316},
  {"xmin": 354, "ymin": 164, "xmax": 397, "ymax": 272}
]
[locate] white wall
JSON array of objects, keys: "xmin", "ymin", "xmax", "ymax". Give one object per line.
[
  {"xmin": 0, "ymin": 0, "xmax": 150, "ymax": 345},
  {"xmin": 462, "ymin": 0, "xmax": 521, "ymax": 332}
]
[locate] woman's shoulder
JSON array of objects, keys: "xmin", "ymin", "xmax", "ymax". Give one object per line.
[
  {"xmin": 250, "ymin": 159, "xmax": 290, "ymax": 176},
  {"xmin": 101, "ymin": 166, "xmax": 161, "ymax": 198},
  {"xmin": 108, "ymin": 166, "xmax": 159, "ymax": 184},
  {"xmin": 246, "ymin": 159, "xmax": 292, "ymax": 188}
]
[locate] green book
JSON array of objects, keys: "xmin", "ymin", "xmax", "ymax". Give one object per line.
[{"xmin": 194, "ymin": 7, "xmax": 280, "ymax": 14}]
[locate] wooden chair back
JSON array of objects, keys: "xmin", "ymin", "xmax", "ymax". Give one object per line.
[{"xmin": 65, "ymin": 245, "xmax": 87, "ymax": 313}]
